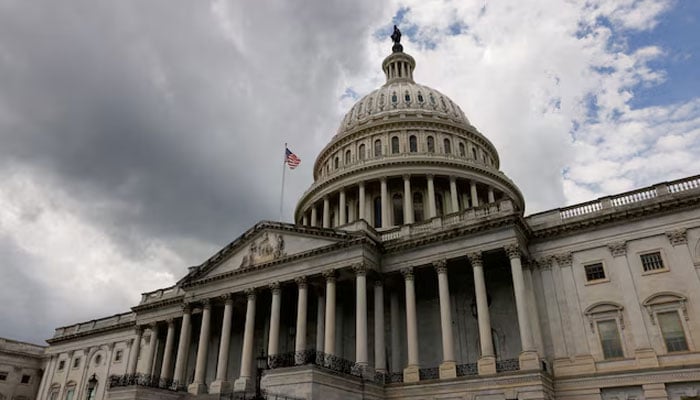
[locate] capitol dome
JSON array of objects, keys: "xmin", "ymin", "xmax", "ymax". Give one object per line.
[{"xmin": 295, "ymin": 38, "xmax": 524, "ymax": 231}]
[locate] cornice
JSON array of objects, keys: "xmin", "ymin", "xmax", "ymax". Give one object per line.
[
  {"xmin": 46, "ymin": 321, "xmax": 136, "ymax": 345},
  {"xmin": 131, "ymin": 295, "xmax": 186, "ymax": 313}
]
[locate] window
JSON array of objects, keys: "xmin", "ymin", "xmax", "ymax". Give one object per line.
[
  {"xmin": 658, "ymin": 311, "xmax": 689, "ymax": 352},
  {"xmin": 585, "ymin": 263, "xmax": 606, "ymax": 281},
  {"xmin": 114, "ymin": 350, "xmax": 123, "ymax": 362},
  {"xmin": 334, "ymin": 157, "xmax": 339, "ymax": 169},
  {"xmin": 409, "ymin": 135, "xmax": 417, "ymax": 152},
  {"xmin": 459, "ymin": 142, "xmax": 465, "ymax": 157},
  {"xmin": 58, "ymin": 360, "xmax": 65, "ymax": 371},
  {"xmin": 391, "ymin": 92, "xmax": 397, "ymax": 104},
  {"xmin": 21, "ymin": 374, "xmax": 31, "ymax": 384},
  {"xmin": 640, "ymin": 252, "xmax": 665, "ymax": 272},
  {"xmin": 391, "ymin": 136, "xmax": 399, "ymax": 154},
  {"xmin": 417, "ymin": 92, "xmax": 424, "ymax": 102},
  {"xmin": 65, "ymin": 388, "xmax": 75, "ymax": 400},
  {"xmin": 443, "ymin": 138, "xmax": 451, "ymax": 154},
  {"xmin": 472, "ymin": 147, "xmax": 478, "ymax": 159},
  {"xmin": 393, "ymin": 194, "xmax": 404, "ymax": 225},
  {"xmin": 404, "ymin": 91, "xmax": 410, "ymax": 102},
  {"xmin": 373, "ymin": 197, "xmax": 382, "ymax": 228},
  {"xmin": 358, "ymin": 144, "xmax": 366, "ymax": 160},
  {"xmin": 597, "ymin": 320, "xmax": 624, "ymax": 359},
  {"xmin": 0, "ymin": 371, "xmax": 7, "ymax": 381},
  {"xmin": 345, "ymin": 150, "xmax": 351, "ymax": 164},
  {"xmin": 374, "ymin": 139, "xmax": 382, "ymax": 157},
  {"xmin": 413, "ymin": 192, "xmax": 424, "ymax": 222},
  {"xmin": 73, "ymin": 357, "xmax": 80, "ymax": 369},
  {"xmin": 94, "ymin": 354, "xmax": 102, "ymax": 365},
  {"xmin": 427, "ymin": 136, "xmax": 435, "ymax": 152},
  {"xmin": 48, "ymin": 386, "xmax": 60, "ymax": 400}
]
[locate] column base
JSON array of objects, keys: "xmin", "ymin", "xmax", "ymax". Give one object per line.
[
  {"xmin": 403, "ymin": 365, "xmax": 420, "ymax": 383},
  {"xmin": 634, "ymin": 348, "xmax": 659, "ymax": 368},
  {"xmin": 209, "ymin": 380, "xmax": 232, "ymax": 394},
  {"xmin": 518, "ymin": 350, "xmax": 540, "ymax": 371},
  {"xmin": 439, "ymin": 361, "xmax": 457, "ymax": 379},
  {"xmin": 187, "ymin": 382, "xmax": 209, "ymax": 395},
  {"xmin": 478, "ymin": 356, "xmax": 497, "ymax": 376},
  {"xmin": 233, "ymin": 376, "xmax": 253, "ymax": 393}
]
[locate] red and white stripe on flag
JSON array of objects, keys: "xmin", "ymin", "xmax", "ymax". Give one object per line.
[{"xmin": 285, "ymin": 147, "xmax": 301, "ymax": 169}]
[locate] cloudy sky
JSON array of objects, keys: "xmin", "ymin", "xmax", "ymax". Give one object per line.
[{"xmin": 0, "ymin": 0, "xmax": 698, "ymax": 344}]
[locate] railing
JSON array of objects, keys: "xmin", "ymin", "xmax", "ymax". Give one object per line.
[
  {"xmin": 267, "ymin": 350, "xmax": 387, "ymax": 385},
  {"xmin": 557, "ymin": 175, "xmax": 700, "ymax": 220},
  {"xmin": 108, "ymin": 374, "xmax": 178, "ymax": 391},
  {"xmin": 418, "ymin": 367, "xmax": 439, "ymax": 380},
  {"xmin": 224, "ymin": 390, "xmax": 306, "ymax": 400},
  {"xmin": 456, "ymin": 363, "xmax": 478, "ymax": 377},
  {"xmin": 495, "ymin": 358, "xmax": 520, "ymax": 372}
]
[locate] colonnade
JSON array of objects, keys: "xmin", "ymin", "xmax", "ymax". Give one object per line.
[
  {"xmin": 135, "ymin": 244, "xmax": 536, "ymax": 394},
  {"xmin": 300, "ymin": 174, "xmax": 498, "ymax": 229}
]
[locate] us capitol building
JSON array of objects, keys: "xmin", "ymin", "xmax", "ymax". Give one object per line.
[{"xmin": 10, "ymin": 30, "xmax": 700, "ymax": 400}]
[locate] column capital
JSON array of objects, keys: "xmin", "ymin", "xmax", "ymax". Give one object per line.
[
  {"xmin": 295, "ymin": 276, "xmax": 308, "ymax": 288},
  {"xmin": 322, "ymin": 269, "xmax": 337, "ymax": 282},
  {"xmin": 134, "ymin": 325, "xmax": 144, "ymax": 335},
  {"xmin": 244, "ymin": 288, "xmax": 256, "ymax": 300},
  {"xmin": 219, "ymin": 293, "xmax": 234, "ymax": 304},
  {"xmin": 535, "ymin": 257, "xmax": 554, "ymax": 270},
  {"xmin": 402, "ymin": 174, "xmax": 411, "ymax": 180},
  {"xmin": 426, "ymin": 173, "xmax": 434, "ymax": 180},
  {"xmin": 181, "ymin": 303, "xmax": 192, "ymax": 314},
  {"xmin": 401, "ymin": 267, "xmax": 414, "ymax": 281},
  {"xmin": 449, "ymin": 175, "xmax": 456, "ymax": 183},
  {"xmin": 166, "ymin": 318, "xmax": 175, "ymax": 327},
  {"xmin": 374, "ymin": 279, "xmax": 384, "ymax": 288},
  {"xmin": 358, "ymin": 181, "xmax": 365, "ymax": 188},
  {"xmin": 269, "ymin": 282, "xmax": 281, "ymax": 294},
  {"xmin": 352, "ymin": 262, "xmax": 367, "ymax": 276},
  {"xmin": 555, "ymin": 252, "xmax": 573, "ymax": 267},
  {"xmin": 666, "ymin": 229, "xmax": 688, "ymax": 246},
  {"xmin": 200, "ymin": 298, "xmax": 212, "ymax": 309},
  {"xmin": 433, "ymin": 259, "xmax": 448, "ymax": 274},
  {"xmin": 380, "ymin": 177, "xmax": 387, "ymax": 183},
  {"xmin": 505, "ymin": 243, "xmax": 521, "ymax": 259},
  {"xmin": 608, "ymin": 242, "xmax": 627, "ymax": 257},
  {"xmin": 467, "ymin": 252, "xmax": 483, "ymax": 267},
  {"xmin": 149, "ymin": 321, "xmax": 159, "ymax": 329}
]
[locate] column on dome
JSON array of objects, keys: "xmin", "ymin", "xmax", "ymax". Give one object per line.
[
  {"xmin": 469, "ymin": 252, "xmax": 496, "ymax": 375},
  {"xmin": 268, "ymin": 282, "xmax": 282, "ymax": 358},
  {"xmin": 434, "ymin": 260, "xmax": 456, "ymax": 379},
  {"xmin": 211, "ymin": 294, "xmax": 234, "ymax": 394},
  {"xmin": 302, "ymin": 214, "xmax": 308, "ymax": 226},
  {"xmin": 354, "ymin": 264, "xmax": 368, "ymax": 367},
  {"xmin": 322, "ymin": 197, "xmax": 330, "ymax": 228},
  {"xmin": 449, "ymin": 177, "xmax": 459, "ymax": 213},
  {"xmin": 487, "ymin": 187, "xmax": 495, "ymax": 203},
  {"xmin": 380, "ymin": 177, "xmax": 389, "ymax": 228},
  {"xmin": 323, "ymin": 270, "xmax": 337, "ymax": 356},
  {"xmin": 374, "ymin": 280, "xmax": 386, "ymax": 373},
  {"xmin": 339, "ymin": 189, "xmax": 347, "ymax": 225},
  {"xmin": 142, "ymin": 323, "xmax": 159, "ymax": 378},
  {"xmin": 127, "ymin": 327, "xmax": 142, "ymax": 376},
  {"xmin": 234, "ymin": 290, "xmax": 256, "ymax": 392},
  {"xmin": 294, "ymin": 277, "xmax": 308, "ymax": 364},
  {"xmin": 358, "ymin": 182, "xmax": 366, "ymax": 221},
  {"xmin": 427, "ymin": 175, "xmax": 436, "ymax": 218},
  {"xmin": 505, "ymin": 244, "xmax": 539, "ymax": 370},
  {"xmin": 402, "ymin": 268, "xmax": 420, "ymax": 383},
  {"xmin": 470, "ymin": 181, "xmax": 479, "ymax": 208},
  {"xmin": 188, "ymin": 299, "xmax": 212, "ymax": 394},
  {"xmin": 310, "ymin": 206, "xmax": 317, "ymax": 227},
  {"xmin": 172, "ymin": 305, "xmax": 192, "ymax": 388},
  {"xmin": 403, "ymin": 175, "xmax": 414, "ymax": 224}
]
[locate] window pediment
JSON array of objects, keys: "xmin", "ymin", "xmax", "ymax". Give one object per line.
[
  {"xmin": 584, "ymin": 302, "xmax": 624, "ymax": 332},
  {"xmin": 643, "ymin": 292, "xmax": 688, "ymax": 324}
]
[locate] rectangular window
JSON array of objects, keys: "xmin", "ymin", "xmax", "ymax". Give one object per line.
[
  {"xmin": 57, "ymin": 360, "xmax": 65, "ymax": 371},
  {"xmin": 49, "ymin": 391, "xmax": 59, "ymax": 400},
  {"xmin": 658, "ymin": 311, "xmax": 689, "ymax": 352},
  {"xmin": 0, "ymin": 371, "xmax": 7, "ymax": 381},
  {"xmin": 21, "ymin": 374, "xmax": 31, "ymax": 384},
  {"xmin": 597, "ymin": 320, "xmax": 624, "ymax": 359},
  {"xmin": 65, "ymin": 388, "xmax": 75, "ymax": 400},
  {"xmin": 640, "ymin": 252, "xmax": 664, "ymax": 272},
  {"xmin": 73, "ymin": 357, "xmax": 80, "ymax": 368},
  {"xmin": 585, "ymin": 263, "xmax": 606, "ymax": 281},
  {"xmin": 114, "ymin": 350, "xmax": 123, "ymax": 362}
]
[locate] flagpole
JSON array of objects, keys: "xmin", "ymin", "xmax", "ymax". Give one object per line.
[{"xmin": 279, "ymin": 143, "xmax": 287, "ymax": 221}]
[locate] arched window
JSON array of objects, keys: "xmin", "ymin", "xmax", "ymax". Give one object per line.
[
  {"xmin": 391, "ymin": 136, "xmax": 400, "ymax": 154},
  {"xmin": 409, "ymin": 135, "xmax": 417, "ymax": 152},
  {"xmin": 404, "ymin": 91, "xmax": 411, "ymax": 102},
  {"xmin": 393, "ymin": 193, "xmax": 404, "ymax": 225},
  {"xmin": 359, "ymin": 144, "xmax": 366, "ymax": 160},
  {"xmin": 374, "ymin": 139, "xmax": 382, "ymax": 157},
  {"xmin": 472, "ymin": 147, "xmax": 478, "ymax": 159},
  {"xmin": 373, "ymin": 197, "xmax": 382, "ymax": 228},
  {"xmin": 391, "ymin": 92, "xmax": 398, "ymax": 104},
  {"xmin": 427, "ymin": 136, "xmax": 435, "ymax": 153},
  {"xmin": 436, "ymin": 194, "xmax": 444, "ymax": 217},
  {"xmin": 443, "ymin": 139, "xmax": 451, "ymax": 154},
  {"xmin": 413, "ymin": 192, "xmax": 424, "ymax": 222},
  {"xmin": 345, "ymin": 150, "xmax": 351, "ymax": 164},
  {"xmin": 459, "ymin": 142, "xmax": 466, "ymax": 157},
  {"xmin": 334, "ymin": 157, "xmax": 339, "ymax": 169},
  {"xmin": 417, "ymin": 92, "xmax": 424, "ymax": 103}
]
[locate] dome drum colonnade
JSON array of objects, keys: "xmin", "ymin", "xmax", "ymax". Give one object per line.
[
  {"xmin": 124, "ymin": 242, "xmax": 539, "ymax": 395},
  {"xmin": 295, "ymin": 41, "xmax": 524, "ymax": 230}
]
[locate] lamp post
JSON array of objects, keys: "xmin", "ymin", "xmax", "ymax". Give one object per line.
[
  {"xmin": 255, "ymin": 350, "xmax": 267, "ymax": 399},
  {"xmin": 86, "ymin": 374, "xmax": 98, "ymax": 400}
]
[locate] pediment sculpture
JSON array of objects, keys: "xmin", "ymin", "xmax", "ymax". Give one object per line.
[{"xmin": 240, "ymin": 232, "xmax": 286, "ymax": 268}]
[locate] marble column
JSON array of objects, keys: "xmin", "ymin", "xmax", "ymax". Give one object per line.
[
  {"xmin": 143, "ymin": 323, "xmax": 159, "ymax": 378},
  {"xmin": 172, "ymin": 305, "xmax": 192, "ymax": 388},
  {"xmin": 354, "ymin": 264, "xmax": 368, "ymax": 367},
  {"xmin": 323, "ymin": 271, "xmax": 337, "ymax": 356},
  {"xmin": 98, "ymin": 344, "xmax": 115, "ymax": 400},
  {"xmin": 427, "ymin": 174, "xmax": 436, "ymax": 218},
  {"xmin": 210, "ymin": 295, "xmax": 234, "ymax": 394},
  {"xmin": 449, "ymin": 177, "xmax": 459, "ymax": 213},
  {"xmin": 310, "ymin": 207, "xmax": 317, "ymax": 227},
  {"xmin": 470, "ymin": 181, "xmax": 479, "ymax": 208},
  {"xmin": 505, "ymin": 244, "xmax": 539, "ymax": 370},
  {"xmin": 374, "ymin": 280, "xmax": 386, "ymax": 373},
  {"xmin": 469, "ymin": 252, "xmax": 496, "ymax": 375},
  {"xmin": 380, "ymin": 177, "xmax": 389, "ymax": 228},
  {"xmin": 434, "ymin": 260, "xmax": 456, "ymax": 379},
  {"xmin": 402, "ymin": 268, "xmax": 420, "ymax": 382},
  {"xmin": 268, "ymin": 282, "xmax": 282, "ymax": 358},
  {"xmin": 160, "ymin": 319, "xmax": 176, "ymax": 381},
  {"xmin": 127, "ymin": 327, "xmax": 142, "ymax": 376},
  {"xmin": 390, "ymin": 290, "xmax": 401, "ymax": 373},
  {"xmin": 316, "ymin": 292, "xmax": 325, "ymax": 353},
  {"xmin": 358, "ymin": 182, "xmax": 366, "ymax": 221},
  {"xmin": 339, "ymin": 189, "xmax": 347, "ymax": 226},
  {"xmin": 36, "ymin": 355, "xmax": 55, "ymax": 400},
  {"xmin": 322, "ymin": 197, "xmax": 330, "ymax": 228},
  {"xmin": 295, "ymin": 277, "xmax": 308, "ymax": 364},
  {"xmin": 234, "ymin": 290, "xmax": 256, "ymax": 392},
  {"xmin": 189, "ymin": 300, "xmax": 212, "ymax": 394},
  {"xmin": 302, "ymin": 215, "xmax": 308, "ymax": 226},
  {"xmin": 403, "ymin": 175, "xmax": 414, "ymax": 224},
  {"xmin": 487, "ymin": 187, "xmax": 495, "ymax": 203}
]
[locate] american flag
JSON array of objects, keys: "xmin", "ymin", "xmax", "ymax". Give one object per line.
[{"xmin": 285, "ymin": 147, "xmax": 301, "ymax": 169}]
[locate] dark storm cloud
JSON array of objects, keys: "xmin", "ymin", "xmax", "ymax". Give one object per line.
[{"xmin": 0, "ymin": 0, "xmax": 390, "ymax": 342}]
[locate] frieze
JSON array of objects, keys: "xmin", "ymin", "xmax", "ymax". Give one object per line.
[
  {"xmin": 240, "ymin": 232, "xmax": 286, "ymax": 268},
  {"xmin": 666, "ymin": 229, "xmax": 688, "ymax": 246},
  {"xmin": 554, "ymin": 368, "xmax": 700, "ymax": 390}
]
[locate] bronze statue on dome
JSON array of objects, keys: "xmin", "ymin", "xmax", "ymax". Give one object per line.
[{"xmin": 391, "ymin": 25, "xmax": 403, "ymax": 52}]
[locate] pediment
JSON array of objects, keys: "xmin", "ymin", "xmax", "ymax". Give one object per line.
[{"xmin": 180, "ymin": 221, "xmax": 358, "ymax": 283}]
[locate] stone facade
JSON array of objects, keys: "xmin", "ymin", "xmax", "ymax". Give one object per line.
[
  {"xmin": 15, "ymin": 36, "xmax": 700, "ymax": 400},
  {"xmin": 0, "ymin": 338, "xmax": 45, "ymax": 400}
]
